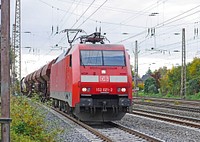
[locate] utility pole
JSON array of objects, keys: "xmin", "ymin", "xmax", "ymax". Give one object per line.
[
  {"xmin": 1, "ymin": 0, "xmax": 12, "ymax": 141},
  {"xmin": 180, "ymin": 28, "xmax": 186, "ymax": 98},
  {"xmin": 11, "ymin": 24, "xmax": 16, "ymax": 93},
  {"xmin": 134, "ymin": 40, "xmax": 138, "ymax": 96},
  {"xmin": 13, "ymin": 0, "xmax": 21, "ymax": 84}
]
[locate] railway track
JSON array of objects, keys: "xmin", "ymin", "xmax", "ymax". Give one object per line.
[
  {"xmin": 51, "ymin": 107, "xmax": 113, "ymax": 142},
  {"xmin": 134, "ymin": 97, "xmax": 200, "ymax": 106},
  {"xmin": 131, "ymin": 108, "xmax": 200, "ymax": 129},
  {"xmin": 88, "ymin": 121, "xmax": 161, "ymax": 142},
  {"xmin": 105, "ymin": 122, "xmax": 161, "ymax": 142},
  {"xmin": 133, "ymin": 101, "xmax": 200, "ymax": 113},
  {"xmin": 51, "ymin": 107, "xmax": 161, "ymax": 142}
]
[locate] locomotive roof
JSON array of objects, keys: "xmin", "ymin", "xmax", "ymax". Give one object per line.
[{"xmin": 54, "ymin": 44, "xmax": 125, "ymax": 64}]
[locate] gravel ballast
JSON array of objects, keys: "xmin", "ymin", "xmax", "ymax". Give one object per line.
[
  {"xmin": 40, "ymin": 105, "xmax": 102, "ymax": 142},
  {"xmin": 39, "ymin": 103, "xmax": 200, "ymax": 142},
  {"xmin": 116, "ymin": 113, "xmax": 200, "ymax": 142}
]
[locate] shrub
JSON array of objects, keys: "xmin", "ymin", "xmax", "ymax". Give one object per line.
[{"xmin": 11, "ymin": 96, "xmax": 58, "ymax": 142}]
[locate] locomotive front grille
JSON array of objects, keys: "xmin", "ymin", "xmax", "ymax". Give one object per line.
[{"xmin": 80, "ymin": 94, "xmax": 130, "ymax": 108}]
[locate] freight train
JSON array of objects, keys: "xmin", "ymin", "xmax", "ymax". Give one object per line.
[{"xmin": 21, "ymin": 30, "xmax": 132, "ymax": 121}]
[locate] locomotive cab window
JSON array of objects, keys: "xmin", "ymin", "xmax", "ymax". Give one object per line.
[{"xmin": 80, "ymin": 50, "xmax": 126, "ymax": 66}]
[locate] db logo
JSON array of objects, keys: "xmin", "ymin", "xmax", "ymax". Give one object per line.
[{"xmin": 99, "ymin": 76, "xmax": 110, "ymax": 82}]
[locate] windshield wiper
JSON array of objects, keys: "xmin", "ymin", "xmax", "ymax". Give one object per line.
[{"xmin": 80, "ymin": 58, "xmax": 85, "ymax": 68}]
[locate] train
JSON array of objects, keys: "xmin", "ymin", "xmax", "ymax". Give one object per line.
[{"xmin": 21, "ymin": 30, "xmax": 132, "ymax": 121}]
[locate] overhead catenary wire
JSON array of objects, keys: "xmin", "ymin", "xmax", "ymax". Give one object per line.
[
  {"xmin": 116, "ymin": 3, "xmax": 200, "ymax": 43},
  {"xmin": 26, "ymin": 1, "xmax": 200, "ymax": 70},
  {"xmin": 76, "ymin": 0, "xmax": 108, "ymax": 28},
  {"xmin": 103, "ymin": 0, "xmax": 168, "ymax": 33},
  {"xmin": 59, "ymin": 0, "xmax": 82, "ymax": 30},
  {"xmin": 58, "ymin": 0, "xmax": 75, "ymax": 27},
  {"xmin": 138, "ymin": 18, "xmax": 200, "ymax": 58},
  {"xmin": 56, "ymin": 0, "xmax": 108, "ymax": 45},
  {"xmin": 35, "ymin": 0, "xmax": 200, "ymax": 45},
  {"xmin": 139, "ymin": 37, "xmax": 199, "ymax": 59},
  {"xmin": 32, "ymin": 0, "xmax": 109, "ymax": 61},
  {"xmin": 121, "ymin": 0, "xmax": 168, "ymax": 24},
  {"xmin": 137, "ymin": 17, "xmax": 200, "ymax": 54},
  {"xmin": 57, "ymin": 0, "xmax": 150, "ymax": 15},
  {"xmin": 70, "ymin": 0, "xmax": 96, "ymax": 28}
]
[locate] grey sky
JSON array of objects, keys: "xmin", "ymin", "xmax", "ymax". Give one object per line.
[{"xmin": 10, "ymin": 0, "xmax": 200, "ymax": 76}]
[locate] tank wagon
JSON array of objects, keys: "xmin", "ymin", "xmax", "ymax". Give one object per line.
[{"xmin": 21, "ymin": 31, "xmax": 132, "ymax": 121}]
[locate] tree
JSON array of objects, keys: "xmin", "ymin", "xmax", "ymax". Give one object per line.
[
  {"xmin": 187, "ymin": 57, "xmax": 200, "ymax": 78},
  {"xmin": 160, "ymin": 73, "xmax": 170, "ymax": 95},
  {"xmin": 186, "ymin": 57, "xmax": 200, "ymax": 95},
  {"xmin": 130, "ymin": 65, "xmax": 134, "ymax": 76},
  {"xmin": 146, "ymin": 68, "xmax": 152, "ymax": 75},
  {"xmin": 187, "ymin": 78, "xmax": 200, "ymax": 95},
  {"xmin": 151, "ymin": 70, "xmax": 161, "ymax": 88},
  {"xmin": 144, "ymin": 77, "xmax": 158, "ymax": 94},
  {"xmin": 166, "ymin": 66, "xmax": 181, "ymax": 95}
]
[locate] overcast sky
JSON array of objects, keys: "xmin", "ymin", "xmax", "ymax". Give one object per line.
[{"xmin": 10, "ymin": 0, "xmax": 200, "ymax": 76}]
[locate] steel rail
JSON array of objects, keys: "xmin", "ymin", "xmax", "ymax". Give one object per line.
[
  {"xmin": 132, "ymin": 108, "xmax": 200, "ymax": 123},
  {"xmin": 133, "ymin": 97, "xmax": 200, "ymax": 106},
  {"xmin": 106, "ymin": 122, "xmax": 161, "ymax": 142},
  {"xmin": 131, "ymin": 109, "xmax": 200, "ymax": 129},
  {"xmin": 133, "ymin": 101, "xmax": 200, "ymax": 113},
  {"xmin": 51, "ymin": 107, "xmax": 113, "ymax": 142}
]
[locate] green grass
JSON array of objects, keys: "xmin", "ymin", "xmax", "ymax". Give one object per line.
[{"xmin": 185, "ymin": 93, "xmax": 200, "ymax": 100}]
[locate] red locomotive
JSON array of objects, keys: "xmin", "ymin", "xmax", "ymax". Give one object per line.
[{"xmin": 22, "ymin": 30, "xmax": 132, "ymax": 121}]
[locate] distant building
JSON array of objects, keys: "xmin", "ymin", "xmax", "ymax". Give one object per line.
[
  {"xmin": 132, "ymin": 76, "xmax": 143, "ymax": 84},
  {"xmin": 141, "ymin": 73, "xmax": 152, "ymax": 82}
]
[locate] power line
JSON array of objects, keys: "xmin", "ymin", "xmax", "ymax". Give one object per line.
[
  {"xmin": 57, "ymin": 0, "xmax": 150, "ymax": 15},
  {"xmin": 103, "ymin": 0, "xmax": 167, "ymax": 33},
  {"xmin": 59, "ymin": 0, "xmax": 82, "ymax": 29},
  {"xmin": 116, "ymin": 31, "xmax": 146, "ymax": 43},
  {"xmin": 76, "ymin": 0, "xmax": 108, "ymax": 28},
  {"xmin": 139, "ymin": 37, "xmax": 199, "ymax": 60},
  {"xmin": 116, "ymin": 4, "xmax": 200, "ymax": 43},
  {"xmin": 58, "ymin": 0, "xmax": 75, "ymax": 26},
  {"xmin": 121, "ymin": 0, "xmax": 167, "ymax": 24},
  {"xmin": 56, "ymin": 0, "xmax": 108, "ymax": 45},
  {"xmin": 157, "ymin": 4, "xmax": 200, "ymax": 28},
  {"xmin": 71, "ymin": 0, "xmax": 96, "ymax": 28}
]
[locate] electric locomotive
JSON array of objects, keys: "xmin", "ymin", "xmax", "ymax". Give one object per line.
[{"xmin": 22, "ymin": 30, "xmax": 132, "ymax": 121}]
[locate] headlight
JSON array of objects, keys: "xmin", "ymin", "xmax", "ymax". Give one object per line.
[
  {"xmin": 82, "ymin": 88, "xmax": 87, "ymax": 92},
  {"xmin": 117, "ymin": 88, "xmax": 126, "ymax": 92},
  {"xmin": 82, "ymin": 87, "xmax": 91, "ymax": 92},
  {"xmin": 121, "ymin": 88, "xmax": 126, "ymax": 92}
]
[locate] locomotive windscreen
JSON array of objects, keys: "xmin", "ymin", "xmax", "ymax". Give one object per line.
[{"xmin": 80, "ymin": 50, "xmax": 126, "ymax": 66}]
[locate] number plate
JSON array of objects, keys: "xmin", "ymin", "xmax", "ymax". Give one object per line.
[{"xmin": 96, "ymin": 88, "xmax": 113, "ymax": 92}]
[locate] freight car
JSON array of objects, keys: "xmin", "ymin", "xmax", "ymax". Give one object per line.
[{"xmin": 21, "ymin": 31, "xmax": 132, "ymax": 121}]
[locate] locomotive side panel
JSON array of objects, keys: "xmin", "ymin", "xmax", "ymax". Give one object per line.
[
  {"xmin": 50, "ymin": 56, "xmax": 73, "ymax": 106},
  {"xmin": 71, "ymin": 46, "xmax": 81, "ymax": 107},
  {"xmin": 65, "ymin": 56, "xmax": 72, "ymax": 91},
  {"xmin": 125, "ymin": 51, "xmax": 133, "ymax": 102}
]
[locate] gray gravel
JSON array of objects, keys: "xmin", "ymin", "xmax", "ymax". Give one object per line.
[
  {"xmin": 91, "ymin": 123, "xmax": 148, "ymax": 142},
  {"xmin": 38, "ymin": 103, "xmax": 200, "ymax": 142},
  {"xmin": 116, "ymin": 113, "xmax": 200, "ymax": 142},
  {"xmin": 40, "ymin": 105, "xmax": 102, "ymax": 142}
]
